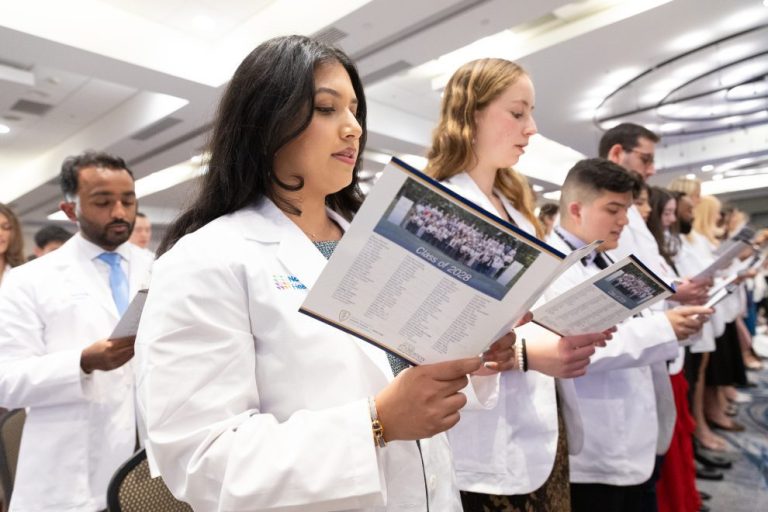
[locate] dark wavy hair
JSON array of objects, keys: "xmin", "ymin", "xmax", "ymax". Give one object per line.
[
  {"xmin": 598, "ymin": 122, "xmax": 660, "ymax": 158},
  {"xmin": 158, "ymin": 35, "xmax": 367, "ymax": 255},
  {"xmin": 60, "ymin": 151, "xmax": 133, "ymax": 200},
  {"xmin": 646, "ymin": 186, "xmax": 678, "ymax": 267}
]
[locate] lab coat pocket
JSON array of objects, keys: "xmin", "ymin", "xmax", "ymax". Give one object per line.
[
  {"xmin": 577, "ymin": 397, "xmax": 628, "ymax": 462},
  {"xmin": 15, "ymin": 408, "xmax": 90, "ymax": 507},
  {"xmin": 448, "ymin": 396, "xmax": 507, "ymax": 475}
]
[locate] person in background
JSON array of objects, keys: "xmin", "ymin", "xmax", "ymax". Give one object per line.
[
  {"xmin": 634, "ymin": 181, "xmax": 652, "ymax": 222},
  {"xmin": 33, "ymin": 224, "xmax": 73, "ymax": 257},
  {"xmin": 0, "ymin": 151, "xmax": 153, "ymax": 511},
  {"xmin": 667, "ymin": 177, "xmax": 701, "ymax": 207},
  {"xmin": 538, "ymin": 203, "xmax": 559, "ymax": 237},
  {"xmin": 426, "ymin": 57, "xmax": 610, "ymax": 512},
  {"xmin": 688, "ymin": 196, "xmax": 747, "ymax": 446},
  {"xmin": 600, "ymin": 123, "xmax": 712, "ymax": 512},
  {"xmin": 129, "ymin": 211, "xmax": 152, "ymax": 250},
  {"xmin": 723, "ymin": 208, "xmax": 764, "ymax": 372},
  {"xmin": 645, "ymin": 186, "xmax": 702, "ymax": 512},
  {"xmin": 134, "ymin": 36, "xmax": 515, "ymax": 512},
  {"xmin": 551, "ymin": 161, "xmax": 710, "ymax": 512},
  {"xmin": 0, "ymin": 203, "xmax": 25, "ymax": 286}
]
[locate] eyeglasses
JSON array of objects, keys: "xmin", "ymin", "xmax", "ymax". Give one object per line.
[{"xmin": 628, "ymin": 148, "xmax": 654, "ymax": 167}]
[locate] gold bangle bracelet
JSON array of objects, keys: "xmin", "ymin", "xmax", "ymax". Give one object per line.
[{"xmin": 369, "ymin": 397, "xmax": 386, "ymax": 448}]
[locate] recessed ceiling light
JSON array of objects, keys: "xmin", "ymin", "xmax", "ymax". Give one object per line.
[
  {"xmin": 701, "ymin": 164, "xmax": 714, "ymax": 172},
  {"xmin": 686, "ymin": 173, "xmax": 696, "ymax": 179},
  {"xmin": 0, "ymin": 124, "xmax": 10, "ymax": 134}
]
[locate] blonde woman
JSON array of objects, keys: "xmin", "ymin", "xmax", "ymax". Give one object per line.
[
  {"xmin": 668, "ymin": 177, "xmax": 701, "ymax": 206},
  {"xmin": 0, "ymin": 203, "xmax": 25, "ymax": 286},
  {"xmin": 688, "ymin": 196, "xmax": 746, "ymax": 450},
  {"xmin": 670, "ymin": 184, "xmax": 721, "ymax": 453},
  {"xmin": 425, "ymin": 58, "xmax": 608, "ymax": 512}
]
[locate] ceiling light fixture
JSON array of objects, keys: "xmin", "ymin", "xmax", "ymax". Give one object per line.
[
  {"xmin": 593, "ymin": 22, "xmax": 768, "ymax": 137},
  {"xmin": 0, "ymin": 124, "xmax": 10, "ymax": 134},
  {"xmin": 133, "ymin": 162, "xmax": 207, "ymax": 199},
  {"xmin": 429, "ymin": 0, "xmax": 672, "ymax": 90}
]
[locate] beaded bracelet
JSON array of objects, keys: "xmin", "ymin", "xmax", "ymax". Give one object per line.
[{"xmin": 521, "ymin": 338, "xmax": 528, "ymax": 372}]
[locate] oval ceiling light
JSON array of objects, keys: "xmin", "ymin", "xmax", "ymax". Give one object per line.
[
  {"xmin": 593, "ymin": 23, "xmax": 768, "ymax": 136},
  {"xmin": 0, "ymin": 124, "xmax": 10, "ymax": 134}
]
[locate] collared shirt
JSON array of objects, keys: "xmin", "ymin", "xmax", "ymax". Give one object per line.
[
  {"xmin": 554, "ymin": 226, "xmax": 610, "ymax": 268},
  {"xmin": 75, "ymin": 232, "xmax": 133, "ymax": 291}
]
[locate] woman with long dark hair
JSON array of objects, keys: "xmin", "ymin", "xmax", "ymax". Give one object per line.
[
  {"xmin": 645, "ymin": 187, "xmax": 701, "ymax": 512},
  {"xmin": 135, "ymin": 36, "xmax": 513, "ymax": 511}
]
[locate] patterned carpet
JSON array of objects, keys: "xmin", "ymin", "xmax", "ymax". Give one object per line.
[{"xmin": 697, "ymin": 364, "xmax": 768, "ymax": 512}]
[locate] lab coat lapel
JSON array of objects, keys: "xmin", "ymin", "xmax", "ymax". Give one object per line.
[
  {"xmin": 241, "ymin": 199, "xmax": 347, "ymax": 292},
  {"xmin": 66, "ymin": 238, "xmax": 120, "ymax": 320},
  {"xmin": 241, "ymin": 200, "xmax": 394, "ymax": 377},
  {"xmin": 445, "ymin": 172, "xmax": 497, "ymax": 214},
  {"xmin": 126, "ymin": 247, "xmax": 150, "ymax": 297}
]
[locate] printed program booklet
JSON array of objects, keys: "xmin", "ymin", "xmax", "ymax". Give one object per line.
[
  {"xmin": 531, "ymin": 256, "xmax": 675, "ymax": 336},
  {"xmin": 110, "ymin": 289, "xmax": 148, "ymax": 339},
  {"xmin": 692, "ymin": 240, "xmax": 752, "ymax": 281},
  {"xmin": 299, "ymin": 158, "xmax": 597, "ymax": 365}
]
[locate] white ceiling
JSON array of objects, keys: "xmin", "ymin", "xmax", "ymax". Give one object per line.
[{"xmin": 2, "ymin": 0, "xmax": 768, "ymax": 244}]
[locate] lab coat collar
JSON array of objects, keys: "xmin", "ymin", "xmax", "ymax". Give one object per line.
[
  {"xmin": 54, "ymin": 234, "xmax": 121, "ymax": 320},
  {"xmin": 241, "ymin": 198, "xmax": 351, "ymax": 290},
  {"xmin": 444, "ymin": 172, "xmax": 533, "ymax": 233}
]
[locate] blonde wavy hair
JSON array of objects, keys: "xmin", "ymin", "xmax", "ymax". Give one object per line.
[
  {"xmin": 667, "ymin": 177, "xmax": 701, "ymax": 201},
  {"xmin": 691, "ymin": 195, "xmax": 721, "ymax": 245},
  {"xmin": 425, "ymin": 58, "xmax": 543, "ymax": 238}
]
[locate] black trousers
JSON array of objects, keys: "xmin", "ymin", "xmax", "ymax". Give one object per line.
[{"xmin": 571, "ymin": 482, "xmax": 646, "ymax": 512}]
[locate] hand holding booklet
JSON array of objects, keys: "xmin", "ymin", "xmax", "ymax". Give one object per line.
[
  {"xmin": 301, "ymin": 159, "xmax": 678, "ymax": 363},
  {"xmin": 693, "ymin": 239, "xmax": 752, "ymax": 282},
  {"xmin": 301, "ymin": 158, "xmax": 612, "ymax": 365},
  {"xmin": 110, "ymin": 289, "xmax": 149, "ymax": 339},
  {"xmin": 531, "ymin": 256, "xmax": 675, "ymax": 336}
]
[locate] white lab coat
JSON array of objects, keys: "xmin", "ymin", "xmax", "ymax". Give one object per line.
[
  {"xmin": 0, "ymin": 234, "xmax": 153, "ymax": 511},
  {"xmin": 675, "ymin": 233, "xmax": 718, "ymax": 352},
  {"xmin": 134, "ymin": 199, "xmax": 469, "ymax": 512},
  {"xmin": 440, "ymin": 172, "xmax": 584, "ymax": 495},
  {"xmin": 0, "ymin": 263, "xmax": 10, "ymax": 288},
  {"xmin": 548, "ymin": 229, "xmax": 679, "ymax": 485},
  {"xmin": 609, "ymin": 205, "xmax": 668, "ymax": 283},
  {"xmin": 607, "ymin": 205, "xmax": 679, "ymax": 453}
]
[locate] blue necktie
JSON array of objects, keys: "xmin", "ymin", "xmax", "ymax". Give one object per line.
[{"xmin": 97, "ymin": 252, "xmax": 129, "ymax": 315}]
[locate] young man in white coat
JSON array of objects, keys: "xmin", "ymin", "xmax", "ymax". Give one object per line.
[
  {"xmin": 546, "ymin": 158, "xmax": 712, "ymax": 512},
  {"xmin": 599, "ymin": 123, "xmax": 712, "ymax": 510},
  {"xmin": 0, "ymin": 151, "xmax": 153, "ymax": 512}
]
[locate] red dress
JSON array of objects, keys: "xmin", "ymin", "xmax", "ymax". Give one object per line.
[{"xmin": 657, "ymin": 371, "xmax": 702, "ymax": 512}]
